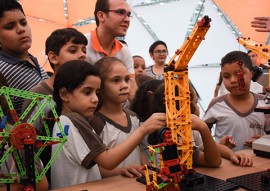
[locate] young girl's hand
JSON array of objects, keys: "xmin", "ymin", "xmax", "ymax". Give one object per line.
[
  {"xmin": 219, "ymin": 135, "xmax": 236, "ymax": 149},
  {"xmin": 142, "ymin": 113, "xmax": 166, "ymax": 134},
  {"xmin": 118, "ymin": 164, "xmax": 144, "ymax": 178},
  {"xmin": 244, "ymin": 134, "xmax": 262, "ymax": 147},
  {"xmin": 230, "ymin": 153, "xmax": 253, "ymax": 167}
]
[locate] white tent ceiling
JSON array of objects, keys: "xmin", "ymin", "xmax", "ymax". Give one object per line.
[{"xmin": 21, "ymin": 0, "xmax": 270, "ymax": 112}]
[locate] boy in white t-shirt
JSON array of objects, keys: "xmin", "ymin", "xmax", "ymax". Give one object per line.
[{"xmin": 203, "ymin": 51, "xmax": 270, "ymax": 151}]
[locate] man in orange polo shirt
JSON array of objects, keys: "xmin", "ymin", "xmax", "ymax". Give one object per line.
[{"xmin": 85, "ymin": 0, "xmax": 137, "ymax": 101}]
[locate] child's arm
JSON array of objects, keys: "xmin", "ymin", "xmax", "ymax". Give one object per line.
[
  {"xmin": 191, "ymin": 114, "xmax": 221, "ymax": 167},
  {"xmin": 94, "ymin": 113, "xmax": 166, "ymax": 170},
  {"xmin": 216, "ymin": 144, "xmax": 253, "ymax": 167},
  {"xmin": 98, "ymin": 149, "xmax": 148, "ymax": 178},
  {"xmin": 117, "ymin": 147, "xmax": 150, "ymax": 178},
  {"xmin": 99, "ymin": 163, "xmax": 144, "ymax": 178},
  {"xmin": 214, "ymin": 84, "xmax": 220, "ymax": 97}
]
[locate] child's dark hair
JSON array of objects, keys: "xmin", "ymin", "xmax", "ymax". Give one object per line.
[
  {"xmin": 147, "ymin": 83, "xmax": 197, "ymax": 115},
  {"xmin": 53, "ymin": 60, "xmax": 99, "ymax": 115},
  {"xmin": 0, "ymin": 0, "xmax": 24, "ymax": 18},
  {"xmin": 247, "ymin": 50, "xmax": 251, "ymax": 54},
  {"xmin": 131, "ymin": 79, "xmax": 164, "ymax": 122},
  {"xmin": 221, "ymin": 51, "xmax": 253, "ymax": 71},
  {"xmin": 132, "ymin": 80, "xmax": 197, "ymax": 121},
  {"xmin": 135, "ymin": 74, "xmax": 153, "ymax": 88},
  {"xmin": 149, "ymin": 40, "xmax": 168, "ymax": 54},
  {"xmin": 216, "ymin": 72, "xmax": 223, "ymax": 86},
  {"xmin": 45, "ymin": 28, "xmax": 88, "ymax": 70}
]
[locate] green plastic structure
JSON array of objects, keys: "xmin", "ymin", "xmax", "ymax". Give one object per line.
[{"xmin": 0, "ymin": 86, "xmax": 66, "ymax": 187}]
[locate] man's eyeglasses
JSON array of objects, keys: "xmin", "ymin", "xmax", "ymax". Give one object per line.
[
  {"xmin": 106, "ymin": 9, "xmax": 132, "ymax": 18},
  {"xmin": 154, "ymin": 50, "xmax": 167, "ymax": 55}
]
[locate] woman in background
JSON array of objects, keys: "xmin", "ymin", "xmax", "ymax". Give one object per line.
[{"xmin": 146, "ymin": 40, "xmax": 168, "ymax": 80}]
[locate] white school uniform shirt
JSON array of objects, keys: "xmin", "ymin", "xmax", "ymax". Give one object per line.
[
  {"xmin": 203, "ymin": 93, "xmax": 270, "ymax": 151},
  {"xmin": 51, "ymin": 113, "xmax": 107, "ymax": 189}
]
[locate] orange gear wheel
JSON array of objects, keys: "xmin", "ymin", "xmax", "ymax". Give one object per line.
[{"xmin": 10, "ymin": 123, "xmax": 36, "ymax": 150}]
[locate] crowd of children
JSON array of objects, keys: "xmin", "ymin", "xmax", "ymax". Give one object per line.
[
  {"xmin": 50, "ymin": 60, "xmax": 165, "ymax": 189},
  {"xmin": 0, "ymin": 0, "xmax": 269, "ymax": 190}
]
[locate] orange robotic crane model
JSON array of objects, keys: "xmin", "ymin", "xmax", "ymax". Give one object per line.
[
  {"xmin": 142, "ymin": 16, "xmax": 211, "ymax": 191},
  {"xmin": 238, "ymin": 37, "xmax": 270, "ymax": 108},
  {"xmin": 238, "ymin": 37, "xmax": 270, "ymax": 89},
  {"xmin": 238, "ymin": 37, "xmax": 270, "ymax": 63}
]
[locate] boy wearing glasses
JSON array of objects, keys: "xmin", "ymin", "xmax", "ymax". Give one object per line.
[{"xmin": 85, "ymin": 0, "xmax": 137, "ymax": 101}]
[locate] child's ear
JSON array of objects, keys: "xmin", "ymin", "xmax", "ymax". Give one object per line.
[
  {"xmin": 59, "ymin": 87, "xmax": 69, "ymax": 102},
  {"xmin": 47, "ymin": 51, "xmax": 58, "ymax": 65}
]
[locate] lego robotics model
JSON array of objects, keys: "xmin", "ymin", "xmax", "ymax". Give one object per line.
[
  {"xmin": 142, "ymin": 16, "xmax": 211, "ymax": 191},
  {"xmin": 238, "ymin": 37, "xmax": 270, "ymax": 63},
  {"xmin": 0, "ymin": 86, "xmax": 67, "ymax": 191},
  {"xmin": 238, "ymin": 37, "xmax": 270, "ymax": 104},
  {"xmin": 238, "ymin": 37, "xmax": 270, "ymax": 87}
]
